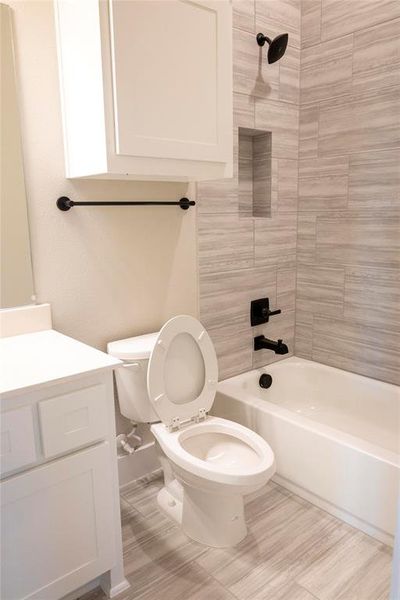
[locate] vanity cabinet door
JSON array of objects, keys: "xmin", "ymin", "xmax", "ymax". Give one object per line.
[{"xmin": 0, "ymin": 443, "xmax": 115, "ymax": 600}]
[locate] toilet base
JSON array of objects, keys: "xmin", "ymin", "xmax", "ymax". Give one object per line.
[
  {"xmin": 157, "ymin": 483, "xmax": 183, "ymax": 525},
  {"xmin": 157, "ymin": 481, "xmax": 247, "ymax": 548}
]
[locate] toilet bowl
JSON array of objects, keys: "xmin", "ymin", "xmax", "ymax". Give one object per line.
[
  {"xmin": 108, "ymin": 315, "xmax": 275, "ymax": 547},
  {"xmin": 152, "ymin": 416, "xmax": 275, "ymax": 546}
]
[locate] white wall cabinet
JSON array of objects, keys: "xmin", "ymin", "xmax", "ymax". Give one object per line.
[{"xmin": 54, "ymin": 0, "xmax": 233, "ymax": 181}]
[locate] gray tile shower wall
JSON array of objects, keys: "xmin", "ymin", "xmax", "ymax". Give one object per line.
[
  {"xmin": 197, "ymin": 0, "xmax": 300, "ymax": 380},
  {"xmin": 296, "ymin": 0, "xmax": 400, "ymax": 385},
  {"xmin": 197, "ymin": 0, "xmax": 399, "ymax": 386}
]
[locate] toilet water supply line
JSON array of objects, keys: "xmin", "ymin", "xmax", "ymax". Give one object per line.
[{"xmin": 117, "ymin": 424, "xmax": 142, "ymax": 455}]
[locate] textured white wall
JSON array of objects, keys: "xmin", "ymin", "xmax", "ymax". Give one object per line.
[{"xmin": 9, "ymin": 0, "xmax": 198, "ymax": 353}]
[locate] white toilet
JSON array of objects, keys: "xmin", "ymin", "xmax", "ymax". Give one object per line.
[{"xmin": 108, "ymin": 315, "xmax": 275, "ymax": 547}]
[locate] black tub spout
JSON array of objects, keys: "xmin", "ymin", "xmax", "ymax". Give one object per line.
[{"xmin": 254, "ymin": 336, "xmax": 289, "ymax": 354}]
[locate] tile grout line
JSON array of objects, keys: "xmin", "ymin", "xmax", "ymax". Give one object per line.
[
  {"xmin": 192, "ymin": 561, "xmax": 242, "ymax": 600},
  {"xmin": 294, "ymin": 0, "xmax": 303, "ymax": 357},
  {"xmin": 306, "ymin": 13, "xmax": 400, "ymax": 50}
]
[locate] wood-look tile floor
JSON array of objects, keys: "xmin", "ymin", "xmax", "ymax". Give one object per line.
[{"xmin": 80, "ymin": 472, "xmax": 393, "ymax": 600}]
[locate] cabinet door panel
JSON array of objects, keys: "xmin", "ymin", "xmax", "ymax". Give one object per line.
[
  {"xmin": 109, "ymin": 0, "xmax": 231, "ymax": 162},
  {"xmin": 0, "ymin": 406, "xmax": 37, "ymax": 476},
  {"xmin": 1, "ymin": 443, "xmax": 114, "ymax": 600},
  {"xmin": 39, "ymin": 383, "xmax": 108, "ymax": 458}
]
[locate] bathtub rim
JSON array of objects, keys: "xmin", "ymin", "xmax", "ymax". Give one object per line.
[
  {"xmin": 217, "ymin": 357, "xmax": 400, "ymax": 469},
  {"xmin": 220, "ymin": 355, "xmax": 400, "ymax": 392}
]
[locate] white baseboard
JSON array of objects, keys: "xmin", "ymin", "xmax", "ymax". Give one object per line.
[
  {"xmin": 117, "ymin": 441, "xmax": 159, "ymax": 487},
  {"xmin": 100, "ymin": 577, "xmax": 130, "ymax": 598},
  {"xmin": 273, "ymin": 474, "xmax": 394, "ymax": 547}
]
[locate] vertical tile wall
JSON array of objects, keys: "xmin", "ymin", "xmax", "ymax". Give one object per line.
[
  {"xmin": 197, "ymin": 0, "xmax": 300, "ymax": 380},
  {"xmin": 295, "ymin": 0, "xmax": 400, "ymax": 383},
  {"xmin": 296, "ymin": 0, "xmax": 400, "ymax": 385},
  {"xmin": 198, "ymin": 0, "xmax": 399, "ymax": 386}
]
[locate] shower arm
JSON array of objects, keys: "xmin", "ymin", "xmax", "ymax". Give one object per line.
[{"xmin": 256, "ymin": 33, "xmax": 272, "ymax": 47}]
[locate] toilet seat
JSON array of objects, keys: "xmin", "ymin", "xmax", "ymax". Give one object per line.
[
  {"xmin": 151, "ymin": 416, "xmax": 275, "ymax": 487},
  {"xmin": 147, "ymin": 315, "xmax": 218, "ymax": 430}
]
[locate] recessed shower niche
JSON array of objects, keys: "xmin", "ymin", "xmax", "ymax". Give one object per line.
[{"xmin": 238, "ymin": 128, "xmax": 272, "ymax": 218}]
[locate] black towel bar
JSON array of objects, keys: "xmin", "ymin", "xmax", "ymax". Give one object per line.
[{"xmin": 56, "ymin": 196, "xmax": 195, "ymax": 211}]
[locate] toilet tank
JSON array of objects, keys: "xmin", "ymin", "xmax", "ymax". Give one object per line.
[{"xmin": 107, "ymin": 332, "xmax": 159, "ymax": 423}]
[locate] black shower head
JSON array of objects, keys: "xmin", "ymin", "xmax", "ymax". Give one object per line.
[{"xmin": 256, "ymin": 32, "xmax": 289, "ymax": 64}]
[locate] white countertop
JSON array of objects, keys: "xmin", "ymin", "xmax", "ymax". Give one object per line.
[{"xmin": 0, "ymin": 329, "xmax": 121, "ymax": 398}]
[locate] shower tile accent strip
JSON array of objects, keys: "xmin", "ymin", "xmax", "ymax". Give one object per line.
[
  {"xmin": 197, "ymin": 0, "xmax": 300, "ymax": 380},
  {"xmin": 297, "ymin": 0, "xmax": 400, "ymax": 385},
  {"xmin": 78, "ymin": 472, "xmax": 393, "ymax": 600}
]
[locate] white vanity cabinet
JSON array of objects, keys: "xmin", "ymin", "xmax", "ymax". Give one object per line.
[
  {"xmin": 54, "ymin": 0, "xmax": 233, "ymax": 181},
  {"xmin": 0, "ymin": 329, "xmax": 128, "ymax": 600},
  {"xmin": 1, "ymin": 441, "xmax": 114, "ymax": 600}
]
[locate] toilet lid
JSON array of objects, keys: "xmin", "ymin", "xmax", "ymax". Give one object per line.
[{"xmin": 147, "ymin": 315, "xmax": 218, "ymax": 429}]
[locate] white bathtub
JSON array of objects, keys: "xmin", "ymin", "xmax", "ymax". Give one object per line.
[{"xmin": 214, "ymin": 356, "xmax": 400, "ymax": 546}]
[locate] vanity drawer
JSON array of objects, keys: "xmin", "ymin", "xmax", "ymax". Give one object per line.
[
  {"xmin": 0, "ymin": 406, "xmax": 37, "ymax": 476},
  {"xmin": 38, "ymin": 384, "xmax": 108, "ymax": 458}
]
